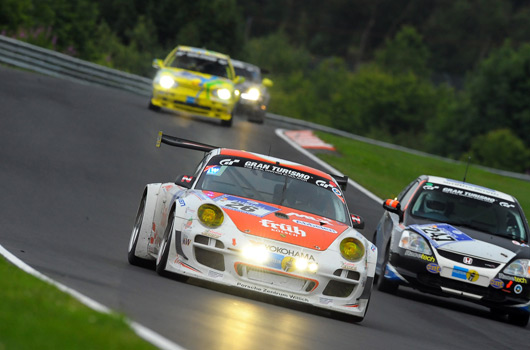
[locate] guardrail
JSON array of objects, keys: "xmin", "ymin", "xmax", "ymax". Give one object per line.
[
  {"xmin": 1, "ymin": 35, "xmax": 529, "ymax": 182},
  {"xmin": 0, "ymin": 35, "xmax": 152, "ymax": 96}
]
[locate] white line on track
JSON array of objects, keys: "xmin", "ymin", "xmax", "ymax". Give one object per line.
[
  {"xmin": 276, "ymin": 128, "xmax": 383, "ymax": 204},
  {"xmin": 0, "ymin": 244, "xmax": 186, "ymax": 350}
]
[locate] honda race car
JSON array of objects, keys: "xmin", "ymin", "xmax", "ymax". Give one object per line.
[
  {"xmin": 148, "ymin": 46, "xmax": 243, "ymax": 127},
  {"xmin": 374, "ymin": 175, "xmax": 530, "ymax": 326},
  {"xmin": 128, "ymin": 132, "xmax": 377, "ymax": 322}
]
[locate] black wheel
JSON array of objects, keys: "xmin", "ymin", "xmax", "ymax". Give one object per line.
[
  {"xmin": 377, "ymin": 245, "xmax": 399, "ymax": 293},
  {"xmin": 156, "ymin": 213, "xmax": 174, "ymax": 277},
  {"xmin": 508, "ymin": 311, "xmax": 530, "ymax": 327},
  {"xmin": 128, "ymin": 195, "xmax": 155, "ymax": 268},
  {"xmin": 148, "ymin": 100, "xmax": 161, "ymax": 111},
  {"xmin": 220, "ymin": 114, "xmax": 233, "ymax": 127}
]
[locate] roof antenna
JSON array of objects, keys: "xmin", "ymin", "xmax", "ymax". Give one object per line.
[
  {"xmin": 268, "ymin": 144, "xmax": 272, "ymax": 156},
  {"xmin": 463, "ymin": 156, "xmax": 471, "ymax": 182}
]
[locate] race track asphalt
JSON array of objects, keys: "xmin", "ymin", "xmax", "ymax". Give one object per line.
[{"xmin": 0, "ymin": 65, "xmax": 527, "ymax": 350}]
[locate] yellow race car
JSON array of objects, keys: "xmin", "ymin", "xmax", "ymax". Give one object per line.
[{"xmin": 148, "ymin": 46, "xmax": 243, "ymax": 127}]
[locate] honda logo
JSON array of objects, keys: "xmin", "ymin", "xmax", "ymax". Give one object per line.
[{"xmin": 463, "ymin": 257, "xmax": 473, "ymax": 265}]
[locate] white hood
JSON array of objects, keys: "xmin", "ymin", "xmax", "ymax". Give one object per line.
[{"xmin": 438, "ymin": 239, "xmax": 515, "ymax": 263}]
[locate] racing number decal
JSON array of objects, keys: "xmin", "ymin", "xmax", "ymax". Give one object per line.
[
  {"xmin": 224, "ymin": 201, "xmax": 258, "ymax": 213},
  {"xmin": 422, "ymin": 227, "xmax": 455, "ymax": 242}
]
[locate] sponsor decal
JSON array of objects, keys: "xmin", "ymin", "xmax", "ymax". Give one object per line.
[
  {"xmin": 281, "ymin": 256, "xmax": 296, "ymax": 272},
  {"xmin": 208, "ymin": 270, "xmax": 223, "ymax": 279},
  {"xmin": 243, "ymin": 161, "xmax": 311, "ymax": 181},
  {"xmin": 514, "ymin": 284, "xmax": 523, "ymax": 294},
  {"xmin": 184, "ymin": 217, "xmax": 193, "ymax": 229},
  {"xmin": 182, "ymin": 176, "xmax": 194, "ymax": 183},
  {"xmin": 404, "ymin": 250, "xmax": 436, "ymax": 262},
  {"xmin": 371, "ymin": 244, "xmax": 376, "ymax": 252},
  {"xmin": 426, "ymin": 263, "xmax": 441, "ymax": 274},
  {"xmin": 287, "ymin": 212, "xmax": 332, "ymax": 225},
  {"xmin": 413, "ymin": 224, "xmax": 473, "ymax": 248},
  {"xmin": 182, "ymin": 234, "xmax": 191, "ymax": 246},
  {"xmin": 490, "ymin": 278, "xmax": 504, "ymax": 289},
  {"xmin": 442, "ymin": 187, "xmax": 496, "ymax": 203},
  {"xmin": 341, "ymin": 262, "xmax": 359, "ymax": 271},
  {"xmin": 292, "ymin": 219, "xmax": 337, "ymax": 233},
  {"xmin": 220, "ymin": 159, "xmax": 240, "ymax": 166},
  {"xmin": 178, "ymin": 199, "xmax": 186, "ymax": 207},
  {"xmin": 316, "ymin": 179, "xmax": 336, "ymax": 189},
  {"xmin": 215, "ymin": 195, "xmax": 279, "ymax": 217},
  {"xmin": 498, "ymin": 273, "xmax": 528, "ymax": 284},
  {"xmin": 236, "ymin": 282, "xmax": 310, "ymax": 302},
  {"xmin": 202, "ymin": 230, "xmax": 222, "ymax": 239},
  {"xmin": 423, "ymin": 184, "xmax": 439, "ymax": 191},
  {"xmin": 466, "ymin": 269, "xmax": 479, "ymax": 282},
  {"xmin": 260, "ymin": 219, "xmax": 306, "ymax": 237},
  {"xmin": 499, "ymin": 202, "xmax": 515, "ymax": 208},
  {"xmin": 452, "ymin": 266, "xmax": 469, "ymax": 280},
  {"xmin": 162, "ymin": 184, "xmax": 174, "ymax": 192},
  {"xmin": 205, "ymin": 165, "xmax": 221, "ymax": 175},
  {"xmin": 319, "ymin": 297, "xmax": 333, "ymax": 305},
  {"xmin": 266, "ymin": 245, "xmax": 315, "ymax": 261}
]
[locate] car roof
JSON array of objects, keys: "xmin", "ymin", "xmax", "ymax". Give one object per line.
[
  {"xmin": 424, "ymin": 175, "xmax": 515, "ymax": 202},
  {"xmin": 218, "ymin": 148, "xmax": 335, "ymax": 180},
  {"xmin": 177, "ymin": 45, "xmax": 230, "ymax": 60},
  {"xmin": 231, "ymin": 59, "xmax": 259, "ymax": 71}
]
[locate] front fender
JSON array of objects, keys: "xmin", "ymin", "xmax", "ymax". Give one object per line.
[{"xmin": 133, "ymin": 183, "xmax": 162, "ymax": 259}]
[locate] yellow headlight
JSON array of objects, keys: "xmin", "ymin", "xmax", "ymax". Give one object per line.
[
  {"xmin": 198, "ymin": 204, "xmax": 224, "ymax": 228},
  {"xmin": 340, "ymin": 238, "xmax": 365, "ymax": 262}
]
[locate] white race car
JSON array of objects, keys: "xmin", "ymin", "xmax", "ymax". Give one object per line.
[{"xmin": 128, "ymin": 132, "xmax": 377, "ymax": 322}]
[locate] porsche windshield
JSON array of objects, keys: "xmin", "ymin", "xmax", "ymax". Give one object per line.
[
  {"xmin": 410, "ymin": 184, "xmax": 528, "ymax": 242},
  {"xmin": 170, "ymin": 51, "xmax": 230, "ymax": 78},
  {"xmin": 195, "ymin": 157, "xmax": 349, "ymax": 224}
]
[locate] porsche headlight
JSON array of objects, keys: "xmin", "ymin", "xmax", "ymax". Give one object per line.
[
  {"xmin": 340, "ymin": 238, "xmax": 365, "ymax": 262},
  {"xmin": 503, "ymin": 259, "xmax": 530, "ymax": 278},
  {"xmin": 241, "ymin": 87, "xmax": 260, "ymax": 101},
  {"xmin": 198, "ymin": 204, "xmax": 224, "ymax": 228},
  {"xmin": 216, "ymin": 88, "xmax": 231, "ymax": 100},
  {"xmin": 159, "ymin": 75, "xmax": 175, "ymax": 89},
  {"xmin": 398, "ymin": 230, "xmax": 432, "ymax": 255}
]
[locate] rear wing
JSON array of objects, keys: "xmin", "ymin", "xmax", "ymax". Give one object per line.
[
  {"xmin": 331, "ymin": 174, "xmax": 348, "ymax": 191},
  {"xmin": 156, "ymin": 131, "xmax": 218, "ymax": 152}
]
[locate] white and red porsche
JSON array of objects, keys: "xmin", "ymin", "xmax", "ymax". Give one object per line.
[{"xmin": 128, "ymin": 132, "xmax": 377, "ymax": 322}]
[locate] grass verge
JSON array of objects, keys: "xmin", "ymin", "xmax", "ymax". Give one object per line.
[
  {"xmin": 315, "ymin": 131, "xmax": 530, "ymax": 219},
  {"xmin": 0, "ymin": 256, "xmax": 156, "ymax": 350}
]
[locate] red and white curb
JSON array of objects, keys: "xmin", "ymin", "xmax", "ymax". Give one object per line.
[
  {"xmin": 0, "ymin": 244, "xmax": 186, "ymax": 350},
  {"xmin": 283, "ymin": 129, "xmax": 336, "ymax": 150},
  {"xmin": 276, "ymin": 128, "xmax": 383, "ymax": 204}
]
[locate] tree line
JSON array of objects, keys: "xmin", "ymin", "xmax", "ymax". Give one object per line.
[{"xmin": 1, "ymin": 0, "xmax": 529, "ymax": 173}]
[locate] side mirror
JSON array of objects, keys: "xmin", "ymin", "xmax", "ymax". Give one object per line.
[
  {"xmin": 383, "ymin": 199, "xmax": 403, "ymax": 222},
  {"xmin": 350, "ymin": 214, "xmax": 365, "ymax": 230},
  {"xmin": 262, "ymin": 78, "xmax": 273, "ymax": 87},
  {"xmin": 234, "ymin": 76, "xmax": 246, "ymax": 84},
  {"xmin": 175, "ymin": 175, "xmax": 195, "ymax": 189},
  {"xmin": 152, "ymin": 59, "xmax": 164, "ymax": 69}
]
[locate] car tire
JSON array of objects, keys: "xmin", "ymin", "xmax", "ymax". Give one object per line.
[
  {"xmin": 148, "ymin": 100, "xmax": 161, "ymax": 112},
  {"xmin": 508, "ymin": 311, "xmax": 530, "ymax": 327},
  {"xmin": 377, "ymin": 245, "xmax": 399, "ymax": 294},
  {"xmin": 221, "ymin": 113, "xmax": 233, "ymax": 127},
  {"xmin": 156, "ymin": 213, "xmax": 174, "ymax": 277},
  {"xmin": 128, "ymin": 195, "xmax": 155, "ymax": 268}
]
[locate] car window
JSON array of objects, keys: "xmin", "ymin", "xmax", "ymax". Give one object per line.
[
  {"xmin": 409, "ymin": 185, "xmax": 528, "ymax": 242},
  {"xmin": 234, "ymin": 66, "xmax": 261, "ymax": 82},
  {"xmin": 169, "ymin": 51, "xmax": 230, "ymax": 79},
  {"xmin": 194, "ymin": 156, "xmax": 349, "ymax": 223}
]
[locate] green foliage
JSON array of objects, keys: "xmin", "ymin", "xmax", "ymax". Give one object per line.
[
  {"xmin": 375, "ymin": 25, "xmax": 431, "ymax": 78},
  {"xmin": 467, "ymin": 129, "xmax": 530, "ymax": 173}
]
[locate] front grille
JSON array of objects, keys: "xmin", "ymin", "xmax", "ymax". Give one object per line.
[
  {"xmin": 236, "ymin": 264, "xmax": 317, "ymax": 292},
  {"xmin": 194, "ymin": 235, "xmax": 225, "ymax": 248},
  {"xmin": 323, "ymin": 280, "xmax": 355, "ymax": 297},
  {"xmin": 333, "ymin": 269, "xmax": 360, "ymax": 281},
  {"xmin": 418, "ymin": 273, "xmax": 505, "ymax": 302},
  {"xmin": 194, "ymin": 247, "xmax": 225, "ymax": 271},
  {"xmin": 437, "ymin": 249, "xmax": 500, "ymax": 268}
]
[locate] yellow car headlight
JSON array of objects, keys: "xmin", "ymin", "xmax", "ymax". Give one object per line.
[
  {"xmin": 159, "ymin": 75, "xmax": 175, "ymax": 89},
  {"xmin": 216, "ymin": 88, "xmax": 232, "ymax": 100},
  {"xmin": 340, "ymin": 237, "xmax": 365, "ymax": 262},
  {"xmin": 198, "ymin": 204, "xmax": 224, "ymax": 228}
]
